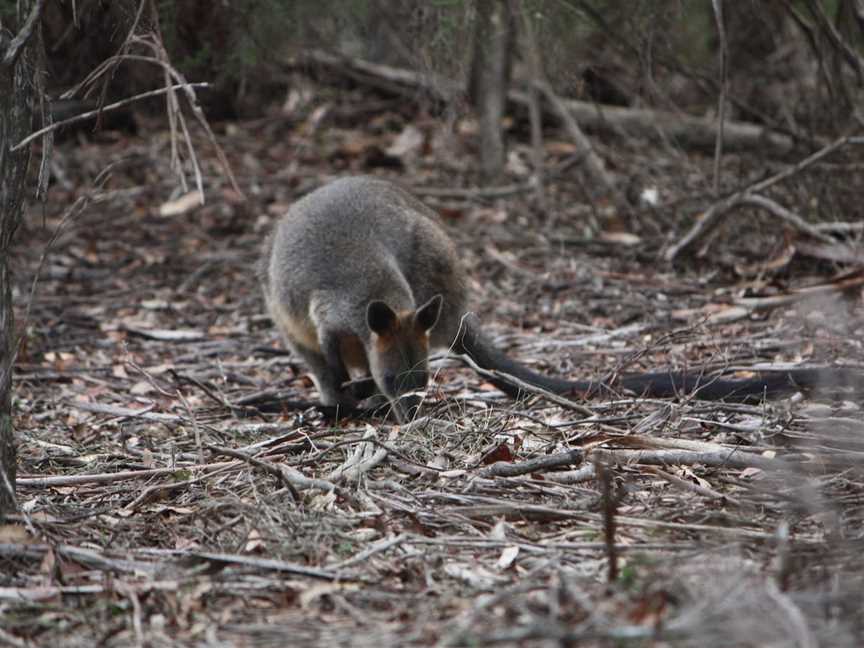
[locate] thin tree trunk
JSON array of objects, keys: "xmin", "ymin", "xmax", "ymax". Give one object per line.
[
  {"xmin": 0, "ymin": 0, "xmax": 45, "ymax": 520},
  {"xmin": 469, "ymin": 0, "xmax": 514, "ymax": 181}
]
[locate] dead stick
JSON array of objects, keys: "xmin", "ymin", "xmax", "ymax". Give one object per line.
[
  {"xmin": 476, "ymin": 448, "xmax": 584, "ymax": 478},
  {"xmin": 596, "ymin": 459, "xmax": 618, "ymax": 583},
  {"xmin": 16, "ymin": 462, "xmax": 238, "ymax": 488},
  {"xmin": 738, "ymin": 194, "xmax": 835, "ymax": 243},
  {"xmin": 535, "ymin": 80, "xmax": 621, "ymax": 202},
  {"xmin": 590, "ymin": 448, "xmax": 785, "ymax": 471},
  {"xmin": 666, "ymin": 133, "xmax": 857, "ymax": 261}
]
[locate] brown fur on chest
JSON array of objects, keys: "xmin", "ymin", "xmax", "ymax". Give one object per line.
[
  {"xmin": 339, "ymin": 334, "xmax": 369, "ymax": 376},
  {"xmin": 268, "ymin": 301, "xmax": 320, "ymax": 350}
]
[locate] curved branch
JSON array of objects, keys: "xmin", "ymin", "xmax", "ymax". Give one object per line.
[{"xmin": 0, "ymin": 0, "xmax": 46, "ymax": 69}]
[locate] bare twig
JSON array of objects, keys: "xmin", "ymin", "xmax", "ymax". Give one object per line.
[
  {"xmin": 326, "ymin": 534, "xmax": 408, "ymax": 570},
  {"xmin": 735, "ymin": 270, "xmax": 864, "ymax": 309},
  {"xmin": 543, "ymin": 464, "xmax": 597, "ymax": 484},
  {"xmin": 298, "ymin": 49, "xmax": 796, "ymax": 155},
  {"xmin": 737, "ymin": 194, "xmax": 836, "ymax": 243},
  {"xmin": 15, "ymin": 462, "xmax": 238, "ymax": 488},
  {"xmin": 67, "ymin": 399, "xmax": 182, "ymax": 423},
  {"xmin": 590, "ymin": 448, "xmax": 785, "ymax": 471},
  {"xmin": 596, "ymin": 459, "xmax": 618, "ymax": 583},
  {"xmin": 11, "ymin": 83, "xmax": 209, "ymax": 151},
  {"xmin": 184, "ymin": 551, "xmax": 354, "ymax": 582},
  {"xmin": 665, "ymin": 133, "xmax": 859, "ymax": 260}
]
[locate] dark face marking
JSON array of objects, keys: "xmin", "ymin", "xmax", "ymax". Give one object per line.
[{"xmin": 367, "ymin": 301, "xmax": 439, "ymax": 400}]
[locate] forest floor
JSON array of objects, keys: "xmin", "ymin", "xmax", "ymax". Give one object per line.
[{"xmin": 4, "ymin": 80, "xmax": 864, "ymax": 647}]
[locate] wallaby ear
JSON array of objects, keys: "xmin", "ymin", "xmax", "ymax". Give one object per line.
[
  {"xmin": 367, "ymin": 300, "xmax": 398, "ymax": 335},
  {"xmin": 415, "ymin": 294, "xmax": 443, "ymax": 332}
]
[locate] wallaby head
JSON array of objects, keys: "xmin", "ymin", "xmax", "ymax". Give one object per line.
[{"xmin": 364, "ymin": 294, "xmax": 443, "ymax": 405}]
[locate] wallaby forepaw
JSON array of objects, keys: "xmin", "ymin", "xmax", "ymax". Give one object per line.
[{"xmin": 347, "ymin": 376, "xmax": 378, "ymax": 400}]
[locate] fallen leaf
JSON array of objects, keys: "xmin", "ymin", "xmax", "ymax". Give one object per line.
[
  {"xmin": 244, "ymin": 529, "xmax": 266, "ymax": 553},
  {"xmin": 0, "ymin": 525, "xmax": 30, "ymax": 543},
  {"xmin": 739, "ymin": 467, "xmax": 764, "ymax": 480},
  {"xmin": 129, "ymin": 380, "xmax": 154, "ymax": 395},
  {"xmin": 443, "ymin": 563, "xmax": 508, "ymax": 589},
  {"xmin": 159, "ymin": 190, "xmax": 204, "ymax": 217},
  {"xmin": 599, "ymin": 231, "xmax": 641, "ymax": 246},
  {"xmin": 386, "ymin": 125, "xmax": 424, "ymax": 158},
  {"xmin": 480, "ymin": 442, "xmax": 513, "ymax": 465},
  {"xmin": 496, "ymin": 545, "xmax": 520, "ymax": 570}
]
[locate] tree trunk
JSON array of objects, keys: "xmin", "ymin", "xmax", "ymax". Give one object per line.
[
  {"xmin": 0, "ymin": 2, "xmax": 43, "ymax": 520},
  {"xmin": 468, "ymin": 0, "xmax": 514, "ymax": 181}
]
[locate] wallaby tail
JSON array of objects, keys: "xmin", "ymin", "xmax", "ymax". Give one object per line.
[
  {"xmin": 454, "ymin": 314, "xmax": 864, "ymax": 403},
  {"xmin": 613, "ymin": 368, "xmax": 864, "ymax": 403},
  {"xmin": 452, "ymin": 314, "xmax": 599, "ymax": 397}
]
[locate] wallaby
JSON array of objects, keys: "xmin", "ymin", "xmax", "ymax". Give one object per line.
[{"xmin": 260, "ymin": 176, "xmax": 861, "ymax": 419}]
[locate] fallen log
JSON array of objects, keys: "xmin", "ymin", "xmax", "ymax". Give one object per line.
[{"xmin": 294, "ymin": 49, "xmax": 796, "ymax": 156}]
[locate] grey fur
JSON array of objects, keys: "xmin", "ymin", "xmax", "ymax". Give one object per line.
[{"xmin": 261, "ymin": 176, "xmax": 468, "ymax": 415}]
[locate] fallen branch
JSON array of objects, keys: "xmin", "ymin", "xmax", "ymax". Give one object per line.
[
  {"xmin": 67, "ymin": 399, "xmax": 182, "ymax": 423},
  {"xmin": 536, "ymin": 80, "xmax": 621, "ymax": 202},
  {"xmin": 735, "ymin": 270, "xmax": 864, "ymax": 310},
  {"xmin": 665, "ymin": 133, "xmax": 858, "ymax": 261},
  {"xmin": 589, "ymin": 448, "xmax": 784, "ymax": 471},
  {"xmin": 183, "ymin": 551, "xmax": 353, "ymax": 581},
  {"xmin": 0, "ymin": 580, "xmax": 180, "ymax": 603},
  {"xmin": 207, "ymin": 444, "xmax": 301, "ymax": 500},
  {"xmin": 0, "ymin": 542, "xmax": 156, "ymax": 574},
  {"xmin": 543, "ymin": 464, "xmax": 597, "ymax": 484},
  {"xmin": 15, "ymin": 461, "xmax": 237, "ymax": 488},
  {"xmin": 476, "ymin": 448, "xmax": 584, "ymax": 478},
  {"xmin": 794, "ymin": 239, "xmax": 864, "ymax": 265},
  {"xmin": 738, "ymin": 194, "xmax": 836, "ymax": 244},
  {"xmin": 296, "ymin": 49, "xmax": 796, "ymax": 156}
]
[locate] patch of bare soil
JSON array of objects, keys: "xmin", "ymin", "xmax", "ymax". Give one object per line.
[{"xmin": 4, "ymin": 93, "xmax": 864, "ymax": 646}]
